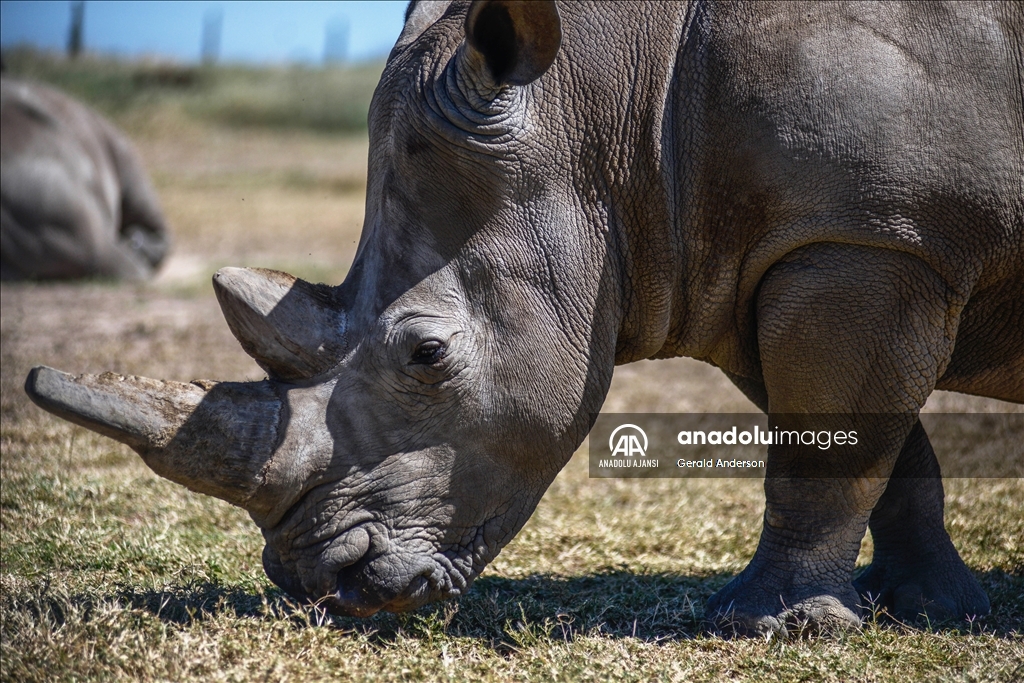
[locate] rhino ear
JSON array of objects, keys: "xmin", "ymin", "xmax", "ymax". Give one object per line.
[
  {"xmin": 394, "ymin": 1, "xmax": 453, "ymax": 50},
  {"xmin": 464, "ymin": 0, "xmax": 561, "ymax": 87}
]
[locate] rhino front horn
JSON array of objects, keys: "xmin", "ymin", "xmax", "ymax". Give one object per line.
[
  {"xmin": 213, "ymin": 267, "xmax": 346, "ymax": 381},
  {"xmin": 24, "ymin": 366, "xmax": 281, "ymax": 512}
]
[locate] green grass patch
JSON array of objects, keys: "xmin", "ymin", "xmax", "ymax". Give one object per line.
[
  {"xmin": 1, "ymin": 47, "xmax": 383, "ymax": 133},
  {"xmin": 2, "ymin": 418, "xmax": 1022, "ymax": 681}
]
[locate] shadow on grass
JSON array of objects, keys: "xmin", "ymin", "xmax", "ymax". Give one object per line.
[
  {"xmin": 116, "ymin": 581, "xmax": 277, "ymax": 624},
  {"xmin": 98, "ymin": 570, "xmax": 727, "ymax": 642},
  {"xmin": 7, "ymin": 568, "xmax": 1020, "ymax": 645},
  {"xmin": 418, "ymin": 570, "xmax": 730, "ymax": 643},
  {"xmin": 976, "ymin": 567, "xmax": 1024, "ymax": 634}
]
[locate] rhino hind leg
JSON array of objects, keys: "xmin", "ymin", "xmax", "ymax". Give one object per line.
[
  {"xmin": 854, "ymin": 420, "xmax": 990, "ymax": 623},
  {"xmin": 121, "ymin": 222, "xmax": 169, "ymax": 271},
  {"xmin": 1, "ymin": 181, "xmax": 149, "ymax": 281},
  {"xmin": 94, "ymin": 230, "xmax": 160, "ymax": 281},
  {"xmin": 0, "ymin": 211, "xmax": 27, "ymax": 280}
]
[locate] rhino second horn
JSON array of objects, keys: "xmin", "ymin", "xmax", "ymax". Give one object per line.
[
  {"xmin": 24, "ymin": 366, "xmax": 281, "ymax": 512},
  {"xmin": 213, "ymin": 267, "xmax": 346, "ymax": 381}
]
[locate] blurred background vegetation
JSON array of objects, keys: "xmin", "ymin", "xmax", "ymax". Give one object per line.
[{"xmin": 2, "ymin": 46, "xmax": 384, "ymax": 133}]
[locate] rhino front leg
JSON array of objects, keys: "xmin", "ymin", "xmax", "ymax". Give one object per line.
[
  {"xmin": 854, "ymin": 419, "xmax": 990, "ymax": 622},
  {"xmin": 707, "ymin": 243, "xmax": 964, "ymax": 636}
]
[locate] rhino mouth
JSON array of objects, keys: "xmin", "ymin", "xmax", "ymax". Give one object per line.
[
  {"xmin": 273, "ymin": 552, "xmax": 473, "ymax": 617},
  {"xmin": 264, "ymin": 518, "xmax": 493, "ymax": 616},
  {"xmin": 326, "ymin": 540, "xmax": 482, "ymax": 616},
  {"xmin": 327, "ymin": 564, "xmax": 440, "ymax": 617}
]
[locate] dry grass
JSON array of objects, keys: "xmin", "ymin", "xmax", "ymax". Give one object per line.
[{"xmin": 1, "ymin": 57, "xmax": 1023, "ymax": 682}]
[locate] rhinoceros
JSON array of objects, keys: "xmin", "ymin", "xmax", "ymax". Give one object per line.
[
  {"xmin": 1, "ymin": 77, "xmax": 169, "ymax": 280},
  {"xmin": 24, "ymin": 0, "xmax": 1023, "ymax": 635}
]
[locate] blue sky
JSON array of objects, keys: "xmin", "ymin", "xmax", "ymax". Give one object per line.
[{"xmin": 0, "ymin": 1, "xmax": 409, "ymax": 64}]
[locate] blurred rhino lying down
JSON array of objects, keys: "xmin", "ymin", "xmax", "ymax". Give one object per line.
[
  {"xmin": 24, "ymin": 0, "xmax": 1024, "ymax": 636},
  {"xmin": 1, "ymin": 77, "xmax": 169, "ymax": 280}
]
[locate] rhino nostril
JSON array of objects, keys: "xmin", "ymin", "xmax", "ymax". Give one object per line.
[{"xmin": 314, "ymin": 525, "xmax": 372, "ymax": 597}]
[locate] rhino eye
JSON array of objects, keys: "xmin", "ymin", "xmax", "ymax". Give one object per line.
[{"xmin": 411, "ymin": 340, "xmax": 446, "ymax": 365}]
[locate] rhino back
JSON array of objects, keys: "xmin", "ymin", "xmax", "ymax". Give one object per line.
[{"xmin": 660, "ymin": 1, "xmax": 1023, "ymax": 372}]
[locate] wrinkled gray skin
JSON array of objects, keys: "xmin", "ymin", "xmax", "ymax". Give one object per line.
[
  {"xmin": 25, "ymin": 1, "xmax": 1023, "ymax": 636},
  {"xmin": 1, "ymin": 77, "xmax": 169, "ymax": 280}
]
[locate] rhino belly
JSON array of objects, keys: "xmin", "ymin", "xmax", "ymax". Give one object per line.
[{"xmin": 937, "ymin": 276, "xmax": 1024, "ymax": 403}]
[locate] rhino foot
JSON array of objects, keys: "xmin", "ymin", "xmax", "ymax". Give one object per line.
[
  {"xmin": 706, "ymin": 571, "xmax": 861, "ymax": 638},
  {"xmin": 857, "ymin": 421, "xmax": 991, "ymax": 625},
  {"xmin": 854, "ymin": 551, "xmax": 990, "ymax": 624}
]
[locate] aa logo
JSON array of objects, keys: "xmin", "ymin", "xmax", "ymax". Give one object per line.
[{"xmin": 609, "ymin": 424, "xmax": 648, "ymax": 458}]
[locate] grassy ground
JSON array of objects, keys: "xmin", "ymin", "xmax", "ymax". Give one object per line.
[{"xmin": 1, "ymin": 53, "xmax": 1023, "ymax": 682}]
